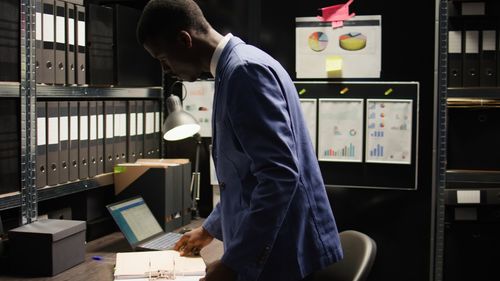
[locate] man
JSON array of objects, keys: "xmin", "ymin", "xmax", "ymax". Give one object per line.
[{"xmin": 137, "ymin": 1, "xmax": 343, "ymax": 280}]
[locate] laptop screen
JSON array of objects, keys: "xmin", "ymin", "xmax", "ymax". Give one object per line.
[{"xmin": 108, "ymin": 197, "xmax": 163, "ymax": 245}]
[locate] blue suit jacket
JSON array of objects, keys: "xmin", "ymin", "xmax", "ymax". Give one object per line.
[{"xmin": 203, "ymin": 37, "xmax": 343, "ymax": 281}]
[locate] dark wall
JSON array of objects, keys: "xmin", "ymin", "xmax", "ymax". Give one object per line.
[{"xmin": 165, "ymin": 1, "xmax": 437, "ymax": 280}]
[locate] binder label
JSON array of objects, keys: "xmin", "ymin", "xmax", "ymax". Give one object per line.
[
  {"xmin": 78, "ymin": 19, "xmax": 85, "ymax": 47},
  {"xmin": 70, "ymin": 116, "xmax": 78, "ymax": 140},
  {"xmin": 60, "ymin": 116, "xmax": 69, "ymax": 141},
  {"xmin": 68, "ymin": 18, "xmax": 75, "ymax": 45},
  {"xmin": 154, "ymin": 112, "xmax": 160, "ymax": 133},
  {"xmin": 98, "ymin": 114, "xmax": 104, "ymax": 139},
  {"xmin": 36, "ymin": 13, "xmax": 42, "ymax": 40},
  {"xmin": 130, "ymin": 113, "xmax": 137, "ymax": 136},
  {"xmin": 482, "ymin": 31, "xmax": 496, "ymax": 51},
  {"xmin": 146, "ymin": 112, "xmax": 155, "ymax": 134},
  {"xmin": 56, "ymin": 15, "xmax": 65, "ymax": 44},
  {"xmin": 137, "ymin": 113, "xmax": 144, "ymax": 134},
  {"xmin": 37, "ymin": 117, "xmax": 46, "ymax": 146},
  {"xmin": 465, "ymin": 31, "xmax": 479, "ymax": 54},
  {"xmin": 90, "ymin": 115, "xmax": 97, "ymax": 140},
  {"xmin": 80, "ymin": 116, "xmax": 88, "ymax": 140},
  {"xmin": 120, "ymin": 114, "xmax": 127, "ymax": 137},
  {"xmin": 448, "ymin": 31, "xmax": 462, "ymax": 54},
  {"xmin": 48, "ymin": 117, "xmax": 59, "ymax": 145},
  {"xmin": 43, "ymin": 13, "xmax": 55, "ymax": 42},
  {"xmin": 106, "ymin": 114, "xmax": 114, "ymax": 139}
]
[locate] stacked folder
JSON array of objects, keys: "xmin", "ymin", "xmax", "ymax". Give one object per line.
[
  {"xmin": 448, "ymin": 2, "xmax": 499, "ymax": 88},
  {"xmin": 36, "ymin": 100, "xmax": 162, "ymax": 188}
]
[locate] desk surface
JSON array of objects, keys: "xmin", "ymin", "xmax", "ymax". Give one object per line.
[{"xmin": 0, "ymin": 219, "xmax": 203, "ymax": 281}]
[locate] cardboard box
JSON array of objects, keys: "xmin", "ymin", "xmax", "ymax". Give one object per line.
[
  {"xmin": 114, "ymin": 159, "xmax": 191, "ymax": 231},
  {"xmin": 8, "ymin": 219, "xmax": 86, "ymax": 276}
]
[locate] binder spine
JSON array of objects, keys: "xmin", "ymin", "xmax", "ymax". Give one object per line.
[
  {"xmin": 104, "ymin": 101, "xmax": 114, "ymax": 173},
  {"xmin": 69, "ymin": 101, "xmax": 79, "ymax": 181},
  {"xmin": 97, "ymin": 101, "xmax": 105, "ymax": 175},
  {"xmin": 54, "ymin": 1, "xmax": 66, "ymax": 84},
  {"xmin": 47, "ymin": 102, "xmax": 60, "ymax": 186},
  {"xmin": 127, "ymin": 101, "xmax": 137, "ymax": 163},
  {"xmin": 79, "ymin": 101, "xmax": 89, "ymax": 179},
  {"xmin": 65, "ymin": 3, "xmax": 76, "ymax": 85},
  {"xmin": 479, "ymin": 30, "xmax": 497, "ymax": 87},
  {"xmin": 42, "ymin": 0, "xmax": 55, "ymax": 84},
  {"xmin": 36, "ymin": 102, "xmax": 47, "ymax": 188},
  {"xmin": 75, "ymin": 5, "xmax": 86, "ymax": 85},
  {"xmin": 59, "ymin": 101, "xmax": 69, "ymax": 183},
  {"xmin": 88, "ymin": 101, "xmax": 98, "ymax": 178}
]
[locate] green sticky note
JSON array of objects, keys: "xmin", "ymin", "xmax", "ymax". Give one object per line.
[{"xmin": 114, "ymin": 166, "xmax": 126, "ymax": 174}]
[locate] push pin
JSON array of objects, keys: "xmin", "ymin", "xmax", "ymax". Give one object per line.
[
  {"xmin": 340, "ymin": 87, "xmax": 349, "ymax": 95},
  {"xmin": 384, "ymin": 88, "xmax": 394, "ymax": 96}
]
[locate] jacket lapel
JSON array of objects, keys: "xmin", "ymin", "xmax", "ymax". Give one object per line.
[{"xmin": 211, "ymin": 37, "xmax": 245, "ymax": 164}]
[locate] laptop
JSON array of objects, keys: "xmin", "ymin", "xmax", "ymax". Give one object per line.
[{"xmin": 107, "ymin": 196, "xmax": 183, "ymax": 251}]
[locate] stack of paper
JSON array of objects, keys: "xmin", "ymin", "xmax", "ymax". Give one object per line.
[{"xmin": 114, "ymin": 250, "xmax": 205, "ymax": 280}]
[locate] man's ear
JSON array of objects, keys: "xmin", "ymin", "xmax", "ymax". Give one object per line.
[{"xmin": 178, "ymin": 31, "xmax": 193, "ymax": 48}]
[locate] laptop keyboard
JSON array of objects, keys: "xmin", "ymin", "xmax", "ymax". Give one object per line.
[{"xmin": 141, "ymin": 232, "xmax": 183, "ymax": 250}]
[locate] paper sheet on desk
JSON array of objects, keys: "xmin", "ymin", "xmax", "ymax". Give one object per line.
[
  {"xmin": 114, "ymin": 250, "xmax": 205, "ymax": 280},
  {"xmin": 118, "ymin": 277, "xmax": 204, "ymax": 281}
]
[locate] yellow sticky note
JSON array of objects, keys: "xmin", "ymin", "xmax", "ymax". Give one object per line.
[{"xmin": 326, "ymin": 56, "xmax": 343, "ymax": 78}]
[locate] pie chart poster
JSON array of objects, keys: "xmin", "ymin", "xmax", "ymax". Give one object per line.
[{"xmin": 296, "ymin": 15, "xmax": 381, "ymax": 79}]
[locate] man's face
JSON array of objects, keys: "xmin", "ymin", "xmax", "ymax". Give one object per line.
[{"xmin": 144, "ymin": 33, "xmax": 202, "ymax": 82}]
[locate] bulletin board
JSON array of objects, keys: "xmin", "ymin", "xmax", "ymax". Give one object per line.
[{"xmin": 295, "ymin": 81, "xmax": 419, "ymax": 190}]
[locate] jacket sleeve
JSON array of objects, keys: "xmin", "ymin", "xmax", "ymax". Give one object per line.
[
  {"xmin": 202, "ymin": 202, "xmax": 223, "ymax": 241},
  {"xmin": 220, "ymin": 62, "xmax": 300, "ymax": 281}
]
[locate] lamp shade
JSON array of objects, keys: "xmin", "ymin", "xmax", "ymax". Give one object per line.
[{"xmin": 163, "ymin": 94, "xmax": 200, "ymax": 141}]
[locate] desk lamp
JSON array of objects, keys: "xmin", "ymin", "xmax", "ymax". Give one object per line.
[{"xmin": 163, "ymin": 84, "xmax": 202, "ymax": 218}]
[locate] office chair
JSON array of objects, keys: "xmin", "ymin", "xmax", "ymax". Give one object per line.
[{"xmin": 314, "ymin": 230, "xmax": 377, "ymax": 281}]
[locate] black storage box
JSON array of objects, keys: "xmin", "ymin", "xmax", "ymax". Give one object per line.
[
  {"xmin": 114, "ymin": 159, "xmax": 191, "ymax": 231},
  {"xmin": 8, "ymin": 219, "xmax": 86, "ymax": 276}
]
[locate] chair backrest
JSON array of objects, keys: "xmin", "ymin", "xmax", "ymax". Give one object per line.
[{"xmin": 314, "ymin": 230, "xmax": 377, "ymax": 281}]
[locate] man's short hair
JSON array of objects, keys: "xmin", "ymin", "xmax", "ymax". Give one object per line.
[{"xmin": 137, "ymin": 0, "xmax": 210, "ymax": 46}]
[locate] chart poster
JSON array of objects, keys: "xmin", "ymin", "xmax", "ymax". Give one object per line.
[
  {"xmin": 365, "ymin": 99, "xmax": 413, "ymax": 164},
  {"xmin": 299, "ymin": 99, "xmax": 317, "ymax": 152},
  {"xmin": 296, "ymin": 15, "xmax": 382, "ymax": 79},
  {"xmin": 182, "ymin": 80, "xmax": 215, "ymax": 137},
  {"xmin": 318, "ymin": 99, "xmax": 364, "ymax": 162}
]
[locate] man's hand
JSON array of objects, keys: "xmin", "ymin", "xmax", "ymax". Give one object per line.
[
  {"xmin": 174, "ymin": 226, "xmax": 214, "ymax": 256},
  {"xmin": 200, "ymin": 260, "xmax": 236, "ymax": 281}
]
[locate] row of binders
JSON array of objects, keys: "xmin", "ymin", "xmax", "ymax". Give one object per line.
[
  {"xmin": 36, "ymin": 0, "xmax": 86, "ymax": 85},
  {"xmin": 36, "ymin": 100, "xmax": 162, "ymax": 188},
  {"xmin": 448, "ymin": 29, "xmax": 500, "ymax": 88}
]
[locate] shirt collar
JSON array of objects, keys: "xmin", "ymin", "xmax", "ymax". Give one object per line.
[{"xmin": 210, "ymin": 33, "xmax": 233, "ymax": 77}]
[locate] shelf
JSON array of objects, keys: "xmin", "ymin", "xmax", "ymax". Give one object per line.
[
  {"xmin": 0, "ymin": 82, "xmax": 19, "ymax": 98},
  {"xmin": 0, "ymin": 192, "xmax": 21, "ymax": 211},
  {"xmin": 446, "ymin": 170, "xmax": 500, "ymax": 188},
  {"xmin": 445, "ymin": 188, "xmax": 500, "ymax": 206},
  {"xmin": 38, "ymin": 173, "xmax": 114, "ymax": 202},
  {"xmin": 36, "ymin": 85, "xmax": 163, "ymax": 99},
  {"xmin": 447, "ymin": 87, "xmax": 500, "ymax": 100},
  {"xmin": 0, "ymin": 173, "xmax": 114, "ymax": 211}
]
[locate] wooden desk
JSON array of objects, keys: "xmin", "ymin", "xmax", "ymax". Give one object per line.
[{"xmin": 0, "ymin": 220, "xmax": 203, "ymax": 281}]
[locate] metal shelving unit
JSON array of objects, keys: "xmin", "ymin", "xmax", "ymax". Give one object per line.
[
  {"xmin": 0, "ymin": 1, "xmax": 164, "ymax": 224},
  {"xmin": 0, "ymin": 83, "xmax": 20, "ymax": 98},
  {"xmin": 447, "ymin": 87, "xmax": 500, "ymax": 99},
  {"xmin": 36, "ymin": 85, "xmax": 162, "ymax": 99},
  {"xmin": 19, "ymin": 0, "xmax": 38, "ymax": 224},
  {"xmin": 37, "ymin": 173, "xmax": 114, "ymax": 202},
  {"xmin": 431, "ymin": 0, "xmax": 448, "ymax": 280}
]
